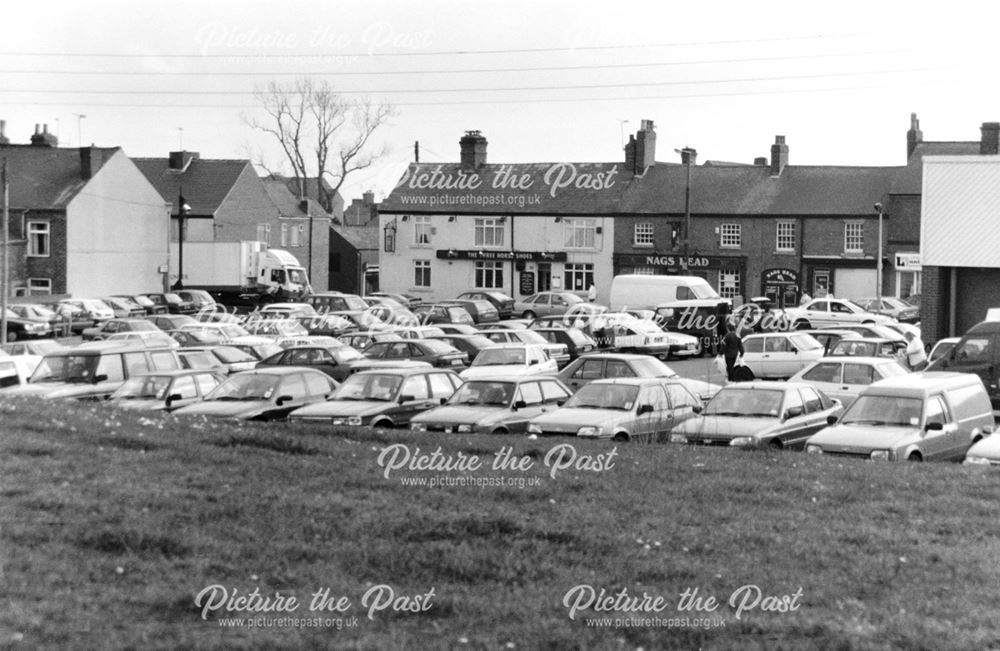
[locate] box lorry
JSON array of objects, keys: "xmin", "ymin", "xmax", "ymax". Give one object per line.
[{"xmin": 170, "ymin": 241, "xmax": 311, "ymax": 305}]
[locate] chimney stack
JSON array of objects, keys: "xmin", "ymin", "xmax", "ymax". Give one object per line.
[
  {"xmin": 363, "ymin": 190, "xmax": 375, "ymax": 205},
  {"xmin": 30, "ymin": 123, "xmax": 58, "ymax": 147},
  {"xmin": 634, "ymin": 119, "xmax": 656, "ymax": 173},
  {"xmin": 80, "ymin": 146, "xmax": 104, "ymax": 180},
  {"xmin": 770, "ymin": 135, "xmax": 789, "ymax": 176},
  {"xmin": 981, "ymin": 122, "xmax": 1000, "ymax": 155},
  {"xmin": 907, "ymin": 113, "xmax": 923, "ymax": 159},
  {"xmin": 679, "ymin": 147, "xmax": 697, "ymax": 166},
  {"xmin": 459, "ymin": 130, "xmax": 488, "ymax": 168},
  {"xmin": 0, "ymin": 120, "xmax": 8, "ymax": 145},
  {"xmin": 168, "ymin": 150, "xmax": 198, "ymax": 171},
  {"xmin": 624, "ymin": 135, "xmax": 637, "ymax": 172}
]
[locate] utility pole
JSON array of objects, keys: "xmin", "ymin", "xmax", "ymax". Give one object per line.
[{"xmin": 1, "ymin": 158, "xmax": 8, "ymax": 345}]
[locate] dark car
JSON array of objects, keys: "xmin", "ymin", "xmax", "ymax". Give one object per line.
[
  {"xmin": 2, "ymin": 308, "xmax": 52, "ymax": 340},
  {"xmin": 339, "ymin": 332, "xmax": 404, "ymax": 352},
  {"xmin": 82, "ymin": 318, "xmax": 159, "ymax": 342},
  {"xmin": 457, "ymin": 291, "xmax": 515, "ymax": 320},
  {"xmin": 148, "ymin": 314, "xmax": 200, "ymax": 331},
  {"xmin": 411, "ymin": 375, "xmax": 573, "ymax": 435},
  {"xmin": 439, "ymin": 299, "xmax": 500, "ymax": 324},
  {"xmin": 8, "ymin": 304, "xmax": 64, "ymax": 334},
  {"xmin": 175, "ymin": 289, "xmax": 218, "ymax": 312},
  {"xmin": 258, "ymin": 344, "xmax": 386, "ymax": 382},
  {"xmin": 108, "ymin": 369, "xmax": 226, "ymax": 412},
  {"xmin": 364, "ymin": 338, "xmax": 468, "ymax": 369},
  {"xmin": 113, "ymin": 294, "xmax": 168, "ymax": 316},
  {"xmin": 179, "ymin": 345, "xmax": 259, "ymax": 374},
  {"xmin": 100, "ymin": 296, "xmax": 148, "ymax": 319},
  {"xmin": 288, "ymin": 367, "xmax": 462, "ymax": 428},
  {"xmin": 173, "ymin": 367, "xmax": 337, "ymax": 421},
  {"xmin": 432, "ymin": 334, "xmax": 497, "ymax": 361},
  {"xmin": 531, "ymin": 327, "xmax": 598, "ymax": 362},
  {"xmin": 369, "ymin": 292, "xmax": 422, "ymax": 308},
  {"xmin": 412, "ymin": 303, "xmax": 475, "ymax": 326},
  {"xmin": 306, "ymin": 292, "xmax": 369, "ymax": 313},
  {"xmin": 142, "ymin": 292, "xmax": 197, "ymax": 315}
]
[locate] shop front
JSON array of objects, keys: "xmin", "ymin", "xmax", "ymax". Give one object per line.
[
  {"xmin": 894, "ymin": 252, "xmax": 921, "ymax": 300},
  {"xmin": 759, "ymin": 268, "xmax": 802, "ymax": 308},
  {"xmin": 436, "ymin": 249, "xmax": 569, "ymax": 299}
]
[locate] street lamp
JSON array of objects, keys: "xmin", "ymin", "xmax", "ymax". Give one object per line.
[
  {"xmin": 874, "ymin": 202, "xmax": 884, "ymax": 306},
  {"xmin": 675, "ymin": 147, "xmax": 697, "ymax": 263},
  {"xmin": 173, "ymin": 191, "xmax": 191, "ymax": 290}
]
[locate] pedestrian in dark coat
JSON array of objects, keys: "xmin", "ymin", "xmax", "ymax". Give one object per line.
[{"xmin": 721, "ymin": 323, "xmax": 744, "ymax": 382}]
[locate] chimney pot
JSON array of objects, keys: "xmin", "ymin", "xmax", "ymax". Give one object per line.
[
  {"xmin": 754, "ymin": 156, "xmax": 768, "ymax": 166},
  {"xmin": 34, "ymin": 124, "xmax": 40, "ymax": 135},
  {"xmin": 907, "ymin": 112, "xmax": 924, "ymax": 159},
  {"xmin": 981, "ymin": 122, "xmax": 1000, "ymax": 155}
]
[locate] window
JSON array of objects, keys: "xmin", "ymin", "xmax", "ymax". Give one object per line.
[
  {"xmin": 384, "ymin": 225, "xmax": 396, "ymax": 253},
  {"xmin": 540, "ymin": 380, "xmax": 571, "ymax": 403},
  {"xmin": 564, "ymin": 263, "xmax": 594, "ymax": 292},
  {"xmin": 475, "ymin": 261, "xmax": 504, "ymax": 289},
  {"xmin": 720, "ymin": 223, "xmax": 741, "ymax": 248},
  {"xmin": 803, "ymin": 362, "xmax": 841, "ymax": 384},
  {"xmin": 776, "ymin": 221, "xmax": 795, "ymax": 251},
  {"xmin": 428, "ymin": 373, "xmax": 457, "ymax": 399},
  {"xmin": 764, "ymin": 337, "xmax": 788, "ymax": 353},
  {"xmin": 844, "ymin": 222, "xmax": 864, "ymax": 252},
  {"xmin": 256, "ymin": 223, "xmax": 271, "ymax": 245},
  {"xmin": 605, "ymin": 360, "xmax": 636, "ymax": 378},
  {"xmin": 414, "ymin": 215, "xmax": 432, "ymax": 245},
  {"xmin": 665, "ymin": 384, "xmax": 699, "ymax": 409},
  {"xmin": 27, "ymin": 221, "xmax": 50, "ymax": 257},
  {"xmin": 401, "ymin": 375, "xmax": 430, "ymax": 400},
  {"xmin": 517, "ymin": 381, "xmax": 544, "ymax": 406},
  {"xmin": 280, "ymin": 223, "xmax": 289, "ymax": 247},
  {"xmin": 474, "ymin": 218, "xmax": 505, "ymax": 247},
  {"xmin": 279, "ymin": 374, "xmax": 308, "ymax": 400},
  {"xmin": 289, "ymin": 223, "xmax": 303, "ymax": 247},
  {"xmin": 843, "ymin": 363, "xmax": 876, "ymax": 385},
  {"xmin": 718, "ymin": 270, "xmax": 740, "ymax": 300},
  {"xmin": 631, "ymin": 267, "xmax": 656, "ymax": 275},
  {"xmin": 564, "ymin": 219, "xmax": 596, "ymax": 248},
  {"xmin": 633, "ymin": 223, "xmax": 654, "ymax": 247},
  {"xmin": 800, "ymin": 387, "xmax": 824, "ymax": 413},
  {"xmin": 414, "ymin": 260, "xmax": 431, "ymax": 287},
  {"xmin": 303, "ymin": 372, "xmax": 333, "ymax": 397},
  {"xmin": 669, "ymin": 223, "xmax": 682, "ymax": 250},
  {"xmin": 27, "ymin": 278, "xmax": 52, "ymax": 295},
  {"xmin": 572, "ymin": 359, "xmax": 604, "ymax": 380},
  {"xmin": 96, "ymin": 355, "xmax": 125, "ymax": 383},
  {"xmin": 743, "ymin": 337, "xmax": 764, "ymax": 354}
]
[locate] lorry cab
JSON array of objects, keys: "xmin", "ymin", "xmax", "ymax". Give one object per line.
[{"xmin": 259, "ymin": 249, "xmax": 310, "ymax": 299}]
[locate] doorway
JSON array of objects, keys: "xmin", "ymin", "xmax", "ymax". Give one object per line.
[{"xmin": 537, "ymin": 263, "xmax": 552, "ymax": 292}]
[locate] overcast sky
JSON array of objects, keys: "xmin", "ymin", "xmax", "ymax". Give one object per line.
[{"xmin": 2, "ymin": 1, "xmax": 997, "ymax": 203}]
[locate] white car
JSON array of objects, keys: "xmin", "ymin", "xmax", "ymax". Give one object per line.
[
  {"xmin": 741, "ymin": 332, "xmax": 825, "ymax": 379},
  {"xmin": 783, "ymin": 298, "xmax": 893, "ymax": 330},
  {"xmin": 789, "ymin": 356, "xmax": 910, "ymax": 406},
  {"xmin": 459, "ymin": 344, "xmax": 558, "ymax": 380}
]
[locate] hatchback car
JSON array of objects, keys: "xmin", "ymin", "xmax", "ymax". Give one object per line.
[
  {"xmin": 108, "ymin": 369, "xmax": 225, "ymax": 412},
  {"xmin": 431, "ymin": 334, "xmax": 497, "ymax": 362},
  {"xmin": 557, "ymin": 353, "xmax": 683, "ymax": 394},
  {"xmin": 259, "ymin": 344, "xmax": 418, "ymax": 381},
  {"xmin": 457, "ymin": 291, "xmax": 516, "ymax": 320},
  {"xmin": 114, "ymin": 294, "xmax": 167, "ymax": 315},
  {"xmin": 515, "ymin": 291, "xmax": 585, "ymax": 319},
  {"xmin": 173, "ymin": 367, "xmax": 337, "ymax": 421},
  {"xmin": 288, "ymin": 367, "xmax": 462, "ymax": 428},
  {"xmin": 740, "ymin": 332, "xmax": 825, "ymax": 379},
  {"xmin": 148, "ymin": 314, "xmax": 200, "ymax": 331},
  {"xmin": 364, "ymin": 339, "xmax": 468, "ymax": 369},
  {"xmin": 784, "ymin": 298, "xmax": 892, "ymax": 330},
  {"xmin": 439, "ymin": 299, "xmax": 500, "ymax": 324},
  {"xmin": 59, "ymin": 298, "xmax": 115, "ymax": 323},
  {"xmin": 82, "ymin": 318, "xmax": 160, "ymax": 341},
  {"xmin": 411, "ymin": 375, "xmax": 574, "ymax": 435},
  {"xmin": 412, "ymin": 303, "xmax": 475, "ymax": 326},
  {"xmin": 142, "ymin": 292, "xmax": 197, "ymax": 315},
  {"xmin": 479, "ymin": 328, "xmax": 570, "ymax": 368},
  {"xmin": 460, "ymin": 344, "xmax": 558, "ymax": 380},
  {"xmin": 180, "ymin": 345, "xmax": 259, "ymax": 374},
  {"xmin": 100, "ymin": 296, "xmax": 148, "ymax": 319},
  {"xmin": 789, "ymin": 356, "xmax": 910, "ymax": 406},
  {"xmin": 530, "ymin": 327, "xmax": 597, "ymax": 362},
  {"xmin": 669, "ymin": 381, "xmax": 843, "ymax": 449},
  {"xmin": 2, "ymin": 308, "xmax": 51, "ymax": 340},
  {"xmin": 526, "ymin": 377, "xmax": 706, "ymax": 442},
  {"xmin": 853, "ymin": 297, "xmax": 920, "ymax": 324},
  {"xmin": 826, "ymin": 337, "xmax": 907, "ymax": 359}
]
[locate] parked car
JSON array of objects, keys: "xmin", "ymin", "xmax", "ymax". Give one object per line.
[
  {"xmin": 339, "ymin": 332, "xmax": 404, "ymax": 352},
  {"xmin": 173, "ymin": 367, "xmax": 337, "ymax": 421},
  {"xmin": 806, "ymin": 372, "xmax": 994, "ymax": 462},
  {"xmin": 169, "ymin": 329, "xmax": 225, "ymax": 347},
  {"xmin": 393, "ymin": 326, "xmax": 448, "ymax": 340},
  {"xmin": 368, "ymin": 292, "xmax": 421, "ymax": 309},
  {"xmin": 825, "ymin": 323, "xmax": 906, "ymax": 342},
  {"xmin": 288, "ymin": 367, "xmax": 462, "ymax": 428},
  {"xmin": 108, "ymin": 369, "xmax": 226, "ymax": 412},
  {"xmin": 530, "ymin": 327, "xmax": 597, "ymax": 362},
  {"xmin": 82, "ymin": 318, "xmax": 160, "ymax": 342},
  {"xmin": 2, "ymin": 308, "xmax": 52, "ymax": 340},
  {"xmin": 964, "ymin": 435, "xmax": 1000, "ymax": 466},
  {"xmin": 306, "ymin": 291, "xmax": 369, "ymax": 313},
  {"xmin": 174, "ymin": 289, "xmax": 218, "ymax": 312},
  {"xmin": 514, "ymin": 291, "xmax": 585, "ymax": 319},
  {"xmin": 100, "ymin": 296, "xmax": 147, "ymax": 319},
  {"xmin": 229, "ymin": 340, "xmax": 284, "ymax": 362},
  {"xmin": 8, "ymin": 304, "xmax": 63, "ymax": 334},
  {"xmin": 412, "ymin": 303, "xmax": 475, "ymax": 326},
  {"xmin": 784, "ymin": 298, "xmax": 893, "ymax": 330},
  {"xmin": 727, "ymin": 298, "xmax": 791, "ymax": 335},
  {"xmin": 113, "ymin": 294, "xmax": 168, "ymax": 315},
  {"xmin": 670, "ymin": 381, "xmax": 843, "ymax": 449},
  {"xmin": 527, "ymin": 377, "xmax": 706, "ymax": 442},
  {"xmin": 826, "ymin": 337, "xmax": 907, "ymax": 359},
  {"xmin": 410, "ymin": 375, "xmax": 574, "ymax": 435},
  {"xmin": 242, "ymin": 318, "xmax": 310, "ymax": 338},
  {"xmin": 789, "ymin": 356, "xmax": 910, "ymax": 406},
  {"xmin": 431, "ymin": 334, "xmax": 497, "ymax": 361},
  {"xmin": 460, "ymin": 344, "xmax": 558, "ymax": 380},
  {"xmin": 364, "ymin": 339, "xmax": 468, "ymax": 369},
  {"xmin": 59, "ymin": 298, "xmax": 115, "ymax": 323},
  {"xmin": 101, "ymin": 331, "xmax": 181, "ymax": 348},
  {"xmin": 739, "ymin": 332, "xmax": 825, "ymax": 379},
  {"xmin": 148, "ymin": 314, "xmax": 200, "ymax": 331},
  {"xmin": 0, "ymin": 355, "xmax": 40, "ymax": 389},
  {"xmin": 479, "ymin": 328, "xmax": 570, "ymax": 368},
  {"xmin": 434, "ymin": 323, "xmax": 480, "ymax": 336},
  {"xmin": 853, "ymin": 297, "xmax": 920, "ymax": 324},
  {"xmin": 457, "ymin": 291, "xmax": 515, "ymax": 320},
  {"xmin": 588, "ymin": 312, "xmax": 674, "ymax": 359},
  {"xmin": 928, "ymin": 337, "xmax": 961, "ymax": 364},
  {"xmin": 362, "ymin": 297, "xmax": 420, "ymax": 328},
  {"xmin": 556, "ymin": 352, "xmax": 719, "ymax": 400},
  {"xmin": 258, "ymin": 344, "xmax": 381, "ymax": 381},
  {"xmin": 2, "ymin": 343, "xmax": 182, "ymax": 401},
  {"xmin": 256, "ymin": 302, "xmax": 318, "ymax": 318},
  {"xmin": 1, "ymin": 340, "xmax": 65, "ymax": 357},
  {"xmin": 926, "ymin": 318, "xmax": 1000, "ymax": 414},
  {"xmin": 142, "ymin": 292, "xmax": 197, "ymax": 315},
  {"xmin": 439, "ymin": 299, "xmax": 500, "ymax": 324},
  {"xmin": 797, "ymin": 329, "xmax": 862, "ymax": 355},
  {"xmin": 180, "ymin": 345, "xmax": 259, "ymax": 374}
]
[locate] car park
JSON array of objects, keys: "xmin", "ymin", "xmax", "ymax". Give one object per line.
[
  {"xmin": 2, "ymin": 343, "xmax": 182, "ymax": 401},
  {"xmin": 784, "ymin": 298, "xmax": 893, "ymax": 330},
  {"xmin": 457, "ymin": 290, "xmax": 515, "ymax": 320},
  {"xmin": 739, "ymin": 332, "xmax": 825, "ymax": 379},
  {"xmin": 108, "ymin": 369, "xmax": 226, "ymax": 412},
  {"xmin": 460, "ymin": 344, "xmax": 558, "ymax": 380},
  {"xmin": 2, "ymin": 308, "xmax": 52, "ymax": 341},
  {"xmin": 526, "ymin": 377, "xmax": 705, "ymax": 442},
  {"xmin": 288, "ymin": 367, "xmax": 462, "ymax": 428},
  {"xmin": 806, "ymin": 372, "xmax": 993, "ymax": 462},
  {"xmin": 789, "ymin": 356, "xmax": 910, "ymax": 406},
  {"xmin": 173, "ymin": 367, "xmax": 337, "ymax": 421},
  {"xmin": 364, "ymin": 339, "xmax": 468, "ymax": 369},
  {"xmin": 854, "ymin": 297, "xmax": 920, "ymax": 324},
  {"xmin": 670, "ymin": 381, "xmax": 843, "ymax": 449},
  {"xmin": 410, "ymin": 375, "xmax": 574, "ymax": 435},
  {"xmin": 514, "ymin": 291, "xmax": 585, "ymax": 319},
  {"xmin": 81, "ymin": 318, "xmax": 160, "ymax": 341},
  {"xmin": 439, "ymin": 298, "xmax": 500, "ymax": 324}
]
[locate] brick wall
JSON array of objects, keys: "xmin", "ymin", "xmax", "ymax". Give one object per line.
[
  {"xmin": 920, "ymin": 265, "xmax": 946, "ymax": 344},
  {"xmin": 23, "ymin": 209, "xmax": 67, "ymax": 294}
]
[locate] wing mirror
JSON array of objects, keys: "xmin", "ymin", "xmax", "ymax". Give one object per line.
[
  {"xmin": 826, "ymin": 414, "xmax": 838, "ymax": 425},
  {"xmin": 692, "ymin": 405, "xmax": 703, "ymax": 414},
  {"xmin": 93, "ymin": 374, "xmax": 108, "ymax": 383},
  {"xmin": 513, "ymin": 400, "xmax": 527, "ymax": 411},
  {"xmin": 925, "ymin": 421, "xmax": 944, "ymax": 431},
  {"xmin": 637, "ymin": 404, "xmax": 654, "ymax": 416},
  {"xmin": 399, "ymin": 394, "xmax": 416, "ymax": 403},
  {"xmin": 275, "ymin": 394, "xmax": 294, "ymax": 406},
  {"xmin": 783, "ymin": 406, "xmax": 804, "ymax": 421},
  {"xmin": 166, "ymin": 393, "xmax": 182, "ymax": 408}
]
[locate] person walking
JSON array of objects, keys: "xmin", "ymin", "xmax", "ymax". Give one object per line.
[
  {"xmin": 904, "ymin": 330, "xmax": 928, "ymax": 371},
  {"xmin": 721, "ymin": 323, "xmax": 745, "ymax": 382}
]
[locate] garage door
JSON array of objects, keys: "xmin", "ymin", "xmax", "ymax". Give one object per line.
[
  {"xmin": 834, "ymin": 268, "xmax": 876, "ymax": 301},
  {"xmin": 956, "ymin": 268, "xmax": 1000, "ymax": 334}
]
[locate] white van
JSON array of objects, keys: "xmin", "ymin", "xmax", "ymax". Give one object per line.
[{"xmin": 609, "ymin": 274, "xmax": 722, "ymax": 311}]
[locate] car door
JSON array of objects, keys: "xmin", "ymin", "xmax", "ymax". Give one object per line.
[
  {"xmin": 564, "ymin": 358, "xmax": 605, "ymax": 391},
  {"xmin": 511, "ymin": 380, "xmax": 548, "ymax": 427},
  {"xmin": 791, "ymin": 387, "xmax": 835, "ymax": 446},
  {"xmin": 427, "ymin": 372, "xmax": 460, "ymax": 405},
  {"xmin": 632, "ymin": 385, "xmax": 663, "ymax": 442},
  {"xmin": 828, "ymin": 301, "xmax": 857, "ymax": 326},
  {"xmin": 395, "ymin": 373, "xmax": 437, "ymax": 423},
  {"xmin": 799, "ymin": 361, "xmax": 845, "ymax": 402},
  {"xmin": 841, "ymin": 362, "xmax": 878, "ymax": 405},
  {"xmin": 761, "ymin": 335, "xmax": 793, "ymax": 378},
  {"xmin": 805, "ymin": 301, "xmax": 831, "ymax": 328},
  {"xmin": 920, "ymin": 394, "xmax": 956, "ymax": 460},
  {"xmin": 662, "ymin": 383, "xmax": 700, "ymax": 434},
  {"xmin": 772, "ymin": 388, "xmax": 810, "ymax": 447},
  {"xmin": 938, "ymin": 334, "xmax": 998, "ymax": 405}
]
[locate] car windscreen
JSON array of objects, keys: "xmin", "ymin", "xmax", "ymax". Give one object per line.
[
  {"xmin": 332, "ymin": 373, "xmax": 402, "ymax": 401},
  {"xmin": 565, "ymin": 383, "xmax": 639, "ymax": 410},
  {"xmin": 841, "ymin": 395, "xmax": 923, "ymax": 427},
  {"xmin": 472, "ymin": 348, "xmax": 525, "ymax": 366},
  {"xmin": 114, "ymin": 375, "xmax": 172, "ymax": 399},
  {"xmin": 207, "ymin": 374, "xmax": 280, "ymax": 401},
  {"xmin": 448, "ymin": 381, "xmax": 515, "ymax": 406},
  {"xmin": 705, "ymin": 388, "xmax": 783, "ymax": 417}
]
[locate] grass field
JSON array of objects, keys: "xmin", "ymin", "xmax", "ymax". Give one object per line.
[{"xmin": 2, "ymin": 395, "xmax": 1000, "ymax": 650}]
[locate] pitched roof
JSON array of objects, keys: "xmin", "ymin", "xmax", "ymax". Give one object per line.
[
  {"xmin": 0, "ymin": 145, "xmax": 119, "ymax": 209},
  {"xmin": 892, "ymin": 141, "xmax": 980, "ymax": 194},
  {"xmin": 133, "ymin": 156, "xmax": 250, "ymax": 215},
  {"xmin": 261, "ymin": 177, "xmax": 331, "ymax": 219},
  {"xmin": 333, "ymin": 225, "xmax": 379, "ymax": 250}
]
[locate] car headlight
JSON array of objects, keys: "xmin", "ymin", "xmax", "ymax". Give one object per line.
[
  {"xmin": 527, "ymin": 423, "xmax": 542, "ymax": 435},
  {"xmin": 457, "ymin": 424, "xmax": 472, "ymax": 433},
  {"xmin": 577, "ymin": 426, "xmax": 601, "ymax": 437},
  {"xmin": 729, "ymin": 437, "xmax": 754, "ymax": 447},
  {"xmin": 410, "ymin": 422, "xmax": 427, "ymax": 432},
  {"xmin": 964, "ymin": 455, "xmax": 992, "ymax": 466},
  {"xmin": 346, "ymin": 415, "xmax": 363, "ymax": 426},
  {"xmin": 669, "ymin": 433, "xmax": 688, "ymax": 444},
  {"xmin": 806, "ymin": 445, "xmax": 823, "ymax": 455},
  {"xmin": 869, "ymin": 450, "xmax": 893, "ymax": 461}
]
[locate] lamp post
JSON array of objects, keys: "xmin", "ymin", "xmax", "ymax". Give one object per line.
[
  {"xmin": 172, "ymin": 191, "xmax": 191, "ymax": 290},
  {"xmin": 675, "ymin": 147, "xmax": 696, "ymax": 263},
  {"xmin": 874, "ymin": 202, "xmax": 884, "ymax": 307}
]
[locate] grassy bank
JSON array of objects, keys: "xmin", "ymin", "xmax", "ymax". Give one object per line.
[{"xmin": 2, "ymin": 395, "xmax": 999, "ymax": 650}]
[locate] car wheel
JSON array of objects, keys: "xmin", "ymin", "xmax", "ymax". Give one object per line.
[
  {"xmin": 6, "ymin": 331, "xmax": 17, "ymax": 342},
  {"xmin": 768, "ymin": 438, "xmax": 783, "ymax": 450},
  {"xmin": 522, "ymin": 310, "xmax": 536, "ymax": 319},
  {"xmin": 794, "ymin": 320, "xmax": 811, "ymax": 331},
  {"xmin": 612, "ymin": 432, "xmax": 629, "ymax": 442},
  {"xmin": 491, "ymin": 427, "xmax": 509, "ymax": 435},
  {"xmin": 372, "ymin": 418, "xmax": 393, "ymax": 430},
  {"xmin": 907, "ymin": 452, "xmax": 923, "ymax": 462}
]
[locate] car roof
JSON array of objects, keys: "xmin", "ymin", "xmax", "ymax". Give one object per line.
[
  {"xmin": 50, "ymin": 342, "xmax": 176, "ymax": 356},
  {"xmin": 831, "ymin": 337, "xmax": 901, "ymax": 345},
  {"xmin": 811, "ymin": 356, "xmax": 901, "ymax": 365},
  {"xmin": 128, "ymin": 369, "xmax": 223, "ymax": 378},
  {"xmin": 586, "ymin": 377, "xmax": 669, "ymax": 387},
  {"xmin": 574, "ymin": 352, "xmax": 657, "ymax": 360},
  {"xmin": 968, "ymin": 320, "xmax": 1000, "ymax": 334},
  {"xmin": 236, "ymin": 367, "xmax": 328, "ymax": 376},
  {"xmin": 719, "ymin": 380, "xmax": 806, "ymax": 391},
  {"xmin": 352, "ymin": 367, "xmax": 456, "ymax": 378},
  {"xmin": 865, "ymin": 371, "xmax": 983, "ymax": 396}
]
